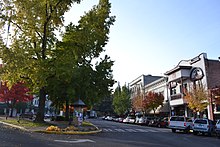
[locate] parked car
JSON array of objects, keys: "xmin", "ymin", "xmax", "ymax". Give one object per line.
[
  {"xmin": 44, "ymin": 114, "xmax": 52, "ymax": 119},
  {"xmin": 148, "ymin": 117, "xmax": 160, "ymax": 127},
  {"xmin": 118, "ymin": 117, "xmax": 124, "ymax": 123},
  {"xmin": 20, "ymin": 112, "xmax": 35, "ymax": 119},
  {"xmin": 128, "ymin": 115, "xmax": 136, "ymax": 124},
  {"xmin": 105, "ymin": 116, "xmax": 113, "ymax": 121},
  {"xmin": 215, "ymin": 119, "xmax": 220, "ymax": 138},
  {"xmin": 157, "ymin": 117, "xmax": 169, "ymax": 128},
  {"xmin": 136, "ymin": 116, "xmax": 148, "ymax": 125},
  {"xmin": 193, "ymin": 118, "xmax": 216, "ymax": 136},
  {"xmin": 123, "ymin": 115, "xmax": 135, "ymax": 124},
  {"xmin": 123, "ymin": 116, "xmax": 130, "ymax": 123},
  {"xmin": 102, "ymin": 116, "xmax": 106, "ymax": 120},
  {"xmin": 168, "ymin": 116, "xmax": 193, "ymax": 133}
]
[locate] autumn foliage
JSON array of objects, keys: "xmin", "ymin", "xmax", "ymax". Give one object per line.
[
  {"xmin": 0, "ymin": 81, "xmax": 33, "ymax": 116},
  {"xmin": 184, "ymin": 84, "xmax": 209, "ymax": 114},
  {"xmin": 142, "ymin": 91, "xmax": 164, "ymax": 115},
  {"xmin": 132, "ymin": 93, "xmax": 143, "ymax": 112}
]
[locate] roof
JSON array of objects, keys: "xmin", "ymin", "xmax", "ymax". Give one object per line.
[
  {"xmin": 72, "ymin": 99, "xmax": 86, "ymax": 107},
  {"xmin": 164, "ymin": 65, "xmax": 192, "ymax": 75}
]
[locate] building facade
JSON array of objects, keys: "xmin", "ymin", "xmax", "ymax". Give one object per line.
[
  {"xmin": 129, "ymin": 53, "xmax": 220, "ymax": 120},
  {"xmin": 144, "ymin": 77, "xmax": 169, "ymax": 116},
  {"xmin": 165, "ymin": 53, "xmax": 220, "ymax": 120},
  {"xmin": 129, "ymin": 74, "xmax": 163, "ymax": 113}
]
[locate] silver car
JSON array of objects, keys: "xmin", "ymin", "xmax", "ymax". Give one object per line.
[
  {"xmin": 215, "ymin": 119, "xmax": 220, "ymax": 138},
  {"xmin": 193, "ymin": 118, "xmax": 215, "ymax": 136}
]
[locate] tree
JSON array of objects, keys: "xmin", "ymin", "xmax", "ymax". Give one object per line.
[
  {"xmin": 45, "ymin": 0, "xmax": 115, "ymax": 120},
  {"xmin": 131, "ymin": 90, "xmax": 143, "ymax": 112},
  {"xmin": 142, "ymin": 91, "xmax": 164, "ymax": 116},
  {"xmin": 0, "ymin": 0, "xmax": 115, "ymax": 122},
  {"xmin": 184, "ymin": 84, "xmax": 209, "ymax": 117},
  {"xmin": 94, "ymin": 96, "xmax": 114, "ymax": 116},
  {"xmin": 112, "ymin": 85, "xmax": 131, "ymax": 116},
  {"xmin": 0, "ymin": 82, "xmax": 33, "ymax": 117},
  {"xmin": 0, "ymin": 0, "xmax": 82, "ymax": 122}
]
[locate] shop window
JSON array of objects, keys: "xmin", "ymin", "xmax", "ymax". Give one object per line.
[
  {"xmin": 216, "ymin": 105, "xmax": 220, "ymax": 112},
  {"xmin": 171, "ymin": 88, "xmax": 176, "ymax": 95}
]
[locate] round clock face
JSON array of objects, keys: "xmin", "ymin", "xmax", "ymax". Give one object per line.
[{"xmin": 190, "ymin": 67, "xmax": 204, "ymax": 81}]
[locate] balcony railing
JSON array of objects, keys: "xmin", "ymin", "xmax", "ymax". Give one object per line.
[{"xmin": 170, "ymin": 93, "xmax": 183, "ymax": 101}]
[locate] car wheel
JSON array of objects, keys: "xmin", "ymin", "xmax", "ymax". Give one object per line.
[
  {"xmin": 207, "ymin": 131, "xmax": 212, "ymax": 137},
  {"xmin": 172, "ymin": 129, "xmax": 176, "ymax": 133},
  {"xmin": 193, "ymin": 131, "xmax": 197, "ymax": 135},
  {"xmin": 184, "ymin": 127, "xmax": 190, "ymax": 134}
]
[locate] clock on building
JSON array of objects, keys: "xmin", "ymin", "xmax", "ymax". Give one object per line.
[{"xmin": 190, "ymin": 67, "xmax": 204, "ymax": 81}]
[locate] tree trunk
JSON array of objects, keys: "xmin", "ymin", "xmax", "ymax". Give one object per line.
[
  {"xmin": 153, "ymin": 109, "xmax": 156, "ymax": 117},
  {"xmin": 65, "ymin": 96, "xmax": 69, "ymax": 121},
  {"xmin": 35, "ymin": 87, "xmax": 46, "ymax": 122}
]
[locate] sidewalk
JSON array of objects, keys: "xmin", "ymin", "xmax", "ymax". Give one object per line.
[{"xmin": 0, "ymin": 116, "xmax": 102, "ymax": 135}]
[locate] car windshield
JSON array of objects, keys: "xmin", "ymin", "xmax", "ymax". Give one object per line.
[
  {"xmin": 170, "ymin": 117, "xmax": 184, "ymax": 121},
  {"xmin": 194, "ymin": 120, "xmax": 207, "ymax": 124}
]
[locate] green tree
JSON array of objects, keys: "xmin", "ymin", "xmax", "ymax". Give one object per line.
[
  {"xmin": 0, "ymin": 0, "xmax": 115, "ymax": 122},
  {"xmin": 0, "ymin": 0, "xmax": 82, "ymax": 122},
  {"xmin": 112, "ymin": 84, "xmax": 131, "ymax": 116},
  {"xmin": 48, "ymin": 0, "xmax": 115, "ymax": 115}
]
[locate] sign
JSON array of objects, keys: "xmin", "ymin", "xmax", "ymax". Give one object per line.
[{"xmin": 190, "ymin": 67, "xmax": 204, "ymax": 81}]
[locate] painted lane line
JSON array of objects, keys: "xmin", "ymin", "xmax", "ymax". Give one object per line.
[
  {"xmin": 125, "ymin": 129, "xmax": 138, "ymax": 132},
  {"xmin": 54, "ymin": 139, "xmax": 95, "ymax": 143},
  {"xmin": 114, "ymin": 129, "xmax": 126, "ymax": 132}
]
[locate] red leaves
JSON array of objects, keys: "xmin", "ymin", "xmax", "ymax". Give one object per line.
[
  {"xmin": 0, "ymin": 81, "xmax": 33, "ymax": 104},
  {"xmin": 142, "ymin": 91, "xmax": 164, "ymax": 111}
]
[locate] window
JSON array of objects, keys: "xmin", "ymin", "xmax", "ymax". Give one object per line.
[
  {"xmin": 194, "ymin": 120, "xmax": 207, "ymax": 124},
  {"xmin": 171, "ymin": 88, "xmax": 176, "ymax": 95}
]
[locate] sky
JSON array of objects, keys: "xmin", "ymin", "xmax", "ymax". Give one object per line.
[{"xmin": 64, "ymin": 0, "xmax": 220, "ymax": 88}]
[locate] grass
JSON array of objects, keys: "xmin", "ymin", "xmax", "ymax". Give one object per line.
[
  {"xmin": 0, "ymin": 117, "xmax": 101, "ymax": 135},
  {"xmin": 81, "ymin": 121, "xmax": 93, "ymax": 126},
  {"xmin": 2, "ymin": 118, "xmax": 50, "ymax": 128}
]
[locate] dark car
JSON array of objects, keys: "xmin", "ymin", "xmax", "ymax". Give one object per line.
[
  {"xmin": 157, "ymin": 117, "xmax": 169, "ymax": 128},
  {"xmin": 148, "ymin": 117, "xmax": 160, "ymax": 127},
  {"xmin": 20, "ymin": 112, "xmax": 34, "ymax": 119}
]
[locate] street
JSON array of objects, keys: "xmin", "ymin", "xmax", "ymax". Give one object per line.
[{"xmin": 0, "ymin": 118, "xmax": 220, "ymax": 147}]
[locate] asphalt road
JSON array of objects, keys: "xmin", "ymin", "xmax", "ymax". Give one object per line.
[{"xmin": 0, "ymin": 118, "xmax": 220, "ymax": 147}]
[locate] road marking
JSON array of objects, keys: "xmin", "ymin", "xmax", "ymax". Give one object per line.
[
  {"xmin": 114, "ymin": 129, "xmax": 126, "ymax": 132},
  {"xmin": 135, "ymin": 129, "xmax": 150, "ymax": 132},
  {"xmin": 125, "ymin": 129, "xmax": 138, "ymax": 132},
  {"xmin": 54, "ymin": 139, "xmax": 95, "ymax": 143},
  {"xmin": 103, "ymin": 128, "xmax": 113, "ymax": 131},
  {"xmin": 148, "ymin": 129, "xmax": 158, "ymax": 132},
  {"xmin": 103, "ymin": 128, "xmax": 170, "ymax": 133}
]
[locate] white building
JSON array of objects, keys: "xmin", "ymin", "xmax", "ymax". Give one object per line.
[
  {"xmin": 165, "ymin": 53, "xmax": 220, "ymax": 120},
  {"xmin": 144, "ymin": 77, "xmax": 169, "ymax": 116}
]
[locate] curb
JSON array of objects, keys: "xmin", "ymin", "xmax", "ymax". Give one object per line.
[
  {"xmin": 35, "ymin": 128, "xmax": 102, "ymax": 135},
  {"xmin": 0, "ymin": 121, "xmax": 28, "ymax": 131},
  {"xmin": 0, "ymin": 120, "xmax": 102, "ymax": 135}
]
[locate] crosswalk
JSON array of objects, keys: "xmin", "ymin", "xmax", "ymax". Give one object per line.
[{"xmin": 102, "ymin": 128, "xmax": 170, "ymax": 133}]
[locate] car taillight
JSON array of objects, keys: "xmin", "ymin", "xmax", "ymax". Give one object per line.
[
  {"xmin": 207, "ymin": 125, "xmax": 210, "ymax": 128},
  {"xmin": 184, "ymin": 122, "xmax": 186, "ymax": 126}
]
